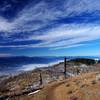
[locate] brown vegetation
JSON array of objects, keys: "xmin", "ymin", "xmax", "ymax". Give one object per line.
[{"xmin": 0, "ymin": 59, "xmax": 100, "ymax": 100}]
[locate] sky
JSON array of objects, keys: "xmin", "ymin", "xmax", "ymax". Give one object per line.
[{"xmin": 0, "ymin": 0, "xmax": 100, "ymax": 56}]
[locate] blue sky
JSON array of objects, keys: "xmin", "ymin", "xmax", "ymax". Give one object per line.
[{"xmin": 0, "ymin": 0, "xmax": 100, "ymax": 56}]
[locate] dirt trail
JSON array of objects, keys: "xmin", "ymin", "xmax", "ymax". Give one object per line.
[
  {"xmin": 46, "ymin": 72, "xmax": 100, "ymax": 100},
  {"xmin": 11, "ymin": 72, "xmax": 100, "ymax": 100},
  {"xmin": 46, "ymin": 81, "xmax": 66, "ymax": 100}
]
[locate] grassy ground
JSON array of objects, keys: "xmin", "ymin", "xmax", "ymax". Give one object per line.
[
  {"xmin": 0, "ymin": 61, "xmax": 100, "ymax": 100},
  {"xmin": 9, "ymin": 71, "xmax": 100, "ymax": 100}
]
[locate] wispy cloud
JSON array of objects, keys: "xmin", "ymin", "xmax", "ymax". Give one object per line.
[
  {"xmin": 31, "ymin": 24, "xmax": 100, "ymax": 48},
  {"xmin": 0, "ymin": 0, "xmax": 100, "ymax": 50},
  {"xmin": 50, "ymin": 44, "xmax": 86, "ymax": 50},
  {"xmin": 1, "ymin": 0, "xmax": 100, "ymax": 32},
  {"xmin": 0, "ymin": 53, "xmax": 13, "ymax": 57}
]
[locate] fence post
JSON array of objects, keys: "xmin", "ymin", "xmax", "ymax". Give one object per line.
[
  {"xmin": 64, "ymin": 57, "xmax": 67, "ymax": 78},
  {"xmin": 39, "ymin": 72, "xmax": 43, "ymax": 86}
]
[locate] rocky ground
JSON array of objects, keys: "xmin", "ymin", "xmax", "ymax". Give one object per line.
[
  {"xmin": 36, "ymin": 72, "xmax": 100, "ymax": 100},
  {"xmin": 0, "ymin": 58, "xmax": 100, "ymax": 100}
]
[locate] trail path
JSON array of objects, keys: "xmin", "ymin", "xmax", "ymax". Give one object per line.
[
  {"xmin": 46, "ymin": 81, "xmax": 66, "ymax": 100},
  {"xmin": 46, "ymin": 72, "xmax": 100, "ymax": 100}
]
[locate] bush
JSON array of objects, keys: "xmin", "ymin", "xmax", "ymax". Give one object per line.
[{"xmin": 70, "ymin": 58, "xmax": 95, "ymax": 65}]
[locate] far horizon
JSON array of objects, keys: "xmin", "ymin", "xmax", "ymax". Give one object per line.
[{"xmin": 1, "ymin": 55, "xmax": 100, "ymax": 58}]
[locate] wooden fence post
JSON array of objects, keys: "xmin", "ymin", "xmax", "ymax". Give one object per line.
[
  {"xmin": 64, "ymin": 57, "xmax": 67, "ymax": 78},
  {"xmin": 39, "ymin": 72, "xmax": 43, "ymax": 86}
]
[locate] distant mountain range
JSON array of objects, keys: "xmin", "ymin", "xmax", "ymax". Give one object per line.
[
  {"xmin": 0, "ymin": 56, "xmax": 100, "ymax": 75},
  {"xmin": 0, "ymin": 56, "xmax": 100, "ymax": 66},
  {"xmin": 0, "ymin": 56, "xmax": 64, "ymax": 65}
]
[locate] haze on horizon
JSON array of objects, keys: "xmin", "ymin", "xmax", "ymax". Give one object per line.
[{"xmin": 0, "ymin": 0, "xmax": 100, "ymax": 57}]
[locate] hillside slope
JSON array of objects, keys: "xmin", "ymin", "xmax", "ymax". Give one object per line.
[{"xmin": 14, "ymin": 72, "xmax": 100, "ymax": 100}]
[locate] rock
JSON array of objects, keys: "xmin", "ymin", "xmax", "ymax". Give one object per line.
[
  {"xmin": 96, "ymin": 74, "xmax": 100, "ymax": 81},
  {"xmin": 91, "ymin": 80, "xmax": 96, "ymax": 84},
  {"xmin": 58, "ymin": 75, "xmax": 65, "ymax": 81},
  {"xmin": 70, "ymin": 95, "xmax": 78, "ymax": 100},
  {"xmin": 80, "ymin": 84, "xmax": 88, "ymax": 88},
  {"xmin": 66, "ymin": 83, "xmax": 70, "ymax": 87},
  {"xmin": 67, "ymin": 90, "xmax": 73, "ymax": 94}
]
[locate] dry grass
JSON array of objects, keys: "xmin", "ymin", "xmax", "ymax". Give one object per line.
[
  {"xmin": 50, "ymin": 72, "xmax": 100, "ymax": 100},
  {"xmin": 8, "ymin": 71, "xmax": 100, "ymax": 100},
  {"xmin": 0, "ymin": 61, "xmax": 100, "ymax": 100}
]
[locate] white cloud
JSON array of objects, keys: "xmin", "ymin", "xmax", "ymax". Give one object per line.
[
  {"xmin": 0, "ymin": 17, "xmax": 13, "ymax": 32},
  {"xmin": 0, "ymin": 0, "xmax": 100, "ymax": 49},
  {"xmin": 0, "ymin": 24, "xmax": 100, "ymax": 50},
  {"xmin": 51, "ymin": 44, "xmax": 86, "ymax": 50},
  {"xmin": 0, "ymin": 0, "xmax": 100, "ymax": 33},
  {"xmin": 31, "ymin": 24, "xmax": 100, "ymax": 47},
  {"xmin": 0, "ymin": 53, "xmax": 13, "ymax": 57}
]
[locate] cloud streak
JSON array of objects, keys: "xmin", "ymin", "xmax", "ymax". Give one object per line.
[{"xmin": 0, "ymin": 0, "xmax": 100, "ymax": 50}]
